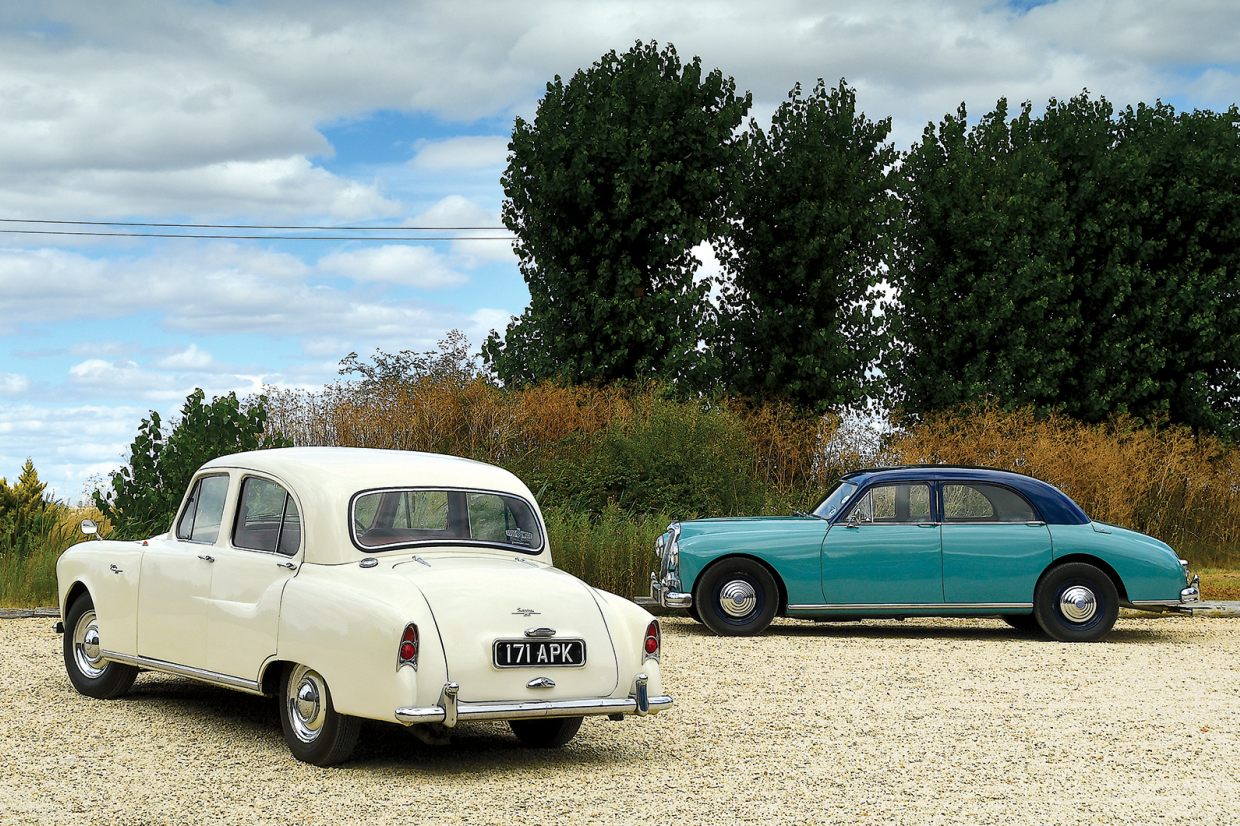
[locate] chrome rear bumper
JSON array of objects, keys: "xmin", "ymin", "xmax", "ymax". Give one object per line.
[{"xmin": 395, "ymin": 674, "xmax": 673, "ymax": 727}]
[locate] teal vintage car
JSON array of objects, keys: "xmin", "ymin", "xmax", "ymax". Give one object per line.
[{"xmin": 649, "ymin": 466, "xmax": 1200, "ymax": 641}]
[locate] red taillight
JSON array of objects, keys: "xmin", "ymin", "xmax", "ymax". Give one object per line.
[
  {"xmin": 398, "ymin": 623, "xmax": 419, "ymax": 670},
  {"xmin": 643, "ymin": 619, "xmax": 660, "ymax": 660}
]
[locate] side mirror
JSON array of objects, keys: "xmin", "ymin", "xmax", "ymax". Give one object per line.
[
  {"xmin": 845, "ymin": 513, "xmax": 859, "ymax": 529},
  {"xmin": 80, "ymin": 519, "xmax": 100, "ymax": 540}
]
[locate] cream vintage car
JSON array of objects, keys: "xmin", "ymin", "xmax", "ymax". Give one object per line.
[{"xmin": 56, "ymin": 447, "xmax": 671, "ymax": 765}]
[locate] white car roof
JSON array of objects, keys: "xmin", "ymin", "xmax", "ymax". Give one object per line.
[{"xmin": 198, "ymin": 447, "xmax": 544, "ymax": 565}]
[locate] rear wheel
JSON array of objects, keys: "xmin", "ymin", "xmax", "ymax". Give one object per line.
[
  {"xmin": 1033, "ymin": 562, "xmax": 1120, "ymax": 642},
  {"xmin": 509, "ymin": 716, "xmax": 583, "ymax": 747},
  {"xmin": 695, "ymin": 557, "xmax": 779, "ymax": 636},
  {"xmin": 279, "ymin": 663, "xmax": 360, "ymax": 766},
  {"xmin": 63, "ymin": 595, "xmax": 137, "ymax": 699}
]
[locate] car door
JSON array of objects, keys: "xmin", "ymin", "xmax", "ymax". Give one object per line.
[
  {"xmin": 940, "ymin": 482, "xmax": 1051, "ymax": 604},
  {"xmin": 137, "ymin": 472, "xmax": 232, "ymax": 668},
  {"xmin": 821, "ymin": 481, "xmax": 943, "ymax": 605},
  {"xmin": 206, "ymin": 475, "xmax": 301, "ymax": 682}
]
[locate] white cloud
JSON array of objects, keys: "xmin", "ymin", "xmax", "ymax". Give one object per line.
[
  {"xmin": 317, "ymin": 245, "xmax": 468, "ymax": 288},
  {"xmin": 408, "ymin": 196, "xmax": 517, "ymax": 264},
  {"xmin": 410, "ymin": 136, "xmax": 510, "ymax": 170},
  {"xmin": 0, "ymin": 372, "xmax": 31, "ymax": 394},
  {"xmin": 153, "ymin": 344, "xmax": 215, "ymax": 371}
]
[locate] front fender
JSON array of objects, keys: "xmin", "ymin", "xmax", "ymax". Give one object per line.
[{"xmin": 56, "ymin": 539, "xmax": 143, "ymax": 658}]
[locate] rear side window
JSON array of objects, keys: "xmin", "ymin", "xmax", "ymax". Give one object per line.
[
  {"xmin": 176, "ymin": 475, "xmax": 230, "ymax": 544},
  {"xmin": 352, "ymin": 488, "xmax": 544, "ymax": 553},
  {"xmin": 943, "ymin": 484, "xmax": 1037, "ymax": 523},
  {"xmin": 232, "ymin": 476, "xmax": 302, "ymax": 556}
]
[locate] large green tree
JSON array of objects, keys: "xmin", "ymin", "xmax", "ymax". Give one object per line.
[
  {"xmin": 890, "ymin": 94, "xmax": 1240, "ymax": 435},
  {"xmin": 483, "ymin": 41, "xmax": 751, "ymax": 388},
  {"xmin": 716, "ymin": 79, "xmax": 895, "ymax": 411},
  {"xmin": 94, "ymin": 389, "xmax": 292, "ymax": 538}
]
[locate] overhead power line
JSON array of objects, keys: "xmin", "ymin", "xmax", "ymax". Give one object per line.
[
  {"xmin": 0, "ymin": 217, "xmax": 515, "ymax": 241},
  {"xmin": 0, "ymin": 228, "xmax": 513, "ymax": 241},
  {"xmin": 0, "ymin": 217, "xmax": 508, "ymax": 230}
]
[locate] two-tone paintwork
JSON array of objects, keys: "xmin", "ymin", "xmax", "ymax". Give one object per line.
[{"xmin": 656, "ymin": 466, "xmax": 1195, "ymax": 620}]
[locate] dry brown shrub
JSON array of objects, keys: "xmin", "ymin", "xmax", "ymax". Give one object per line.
[{"xmin": 886, "ymin": 404, "xmax": 1240, "ymax": 549}]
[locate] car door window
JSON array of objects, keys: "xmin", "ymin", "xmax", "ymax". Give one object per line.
[
  {"xmin": 942, "ymin": 483, "xmax": 1036, "ymax": 523},
  {"xmin": 176, "ymin": 475, "xmax": 230, "ymax": 543},
  {"xmin": 232, "ymin": 476, "xmax": 301, "ymax": 555},
  {"xmin": 847, "ymin": 484, "xmax": 932, "ymax": 524}
]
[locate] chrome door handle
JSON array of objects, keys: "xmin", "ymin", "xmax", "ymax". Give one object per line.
[
  {"xmin": 277, "ymin": 562, "xmax": 296, "ymax": 570},
  {"xmin": 109, "ymin": 564, "xmax": 123, "ymax": 574},
  {"xmin": 197, "ymin": 555, "xmax": 215, "ymax": 563}
]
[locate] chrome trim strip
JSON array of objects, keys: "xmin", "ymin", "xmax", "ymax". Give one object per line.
[
  {"xmin": 100, "ymin": 651, "xmax": 263, "ymax": 694},
  {"xmin": 1129, "ymin": 600, "xmax": 1182, "ymax": 607},
  {"xmin": 395, "ymin": 694, "xmax": 674, "ymax": 726},
  {"xmin": 786, "ymin": 602, "xmax": 1034, "ymax": 611}
]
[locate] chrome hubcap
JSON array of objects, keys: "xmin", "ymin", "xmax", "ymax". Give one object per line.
[
  {"xmin": 719, "ymin": 579, "xmax": 758, "ymax": 618},
  {"xmin": 286, "ymin": 665, "xmax": 327, "ymax": 744},
  {"xmin": 1059, "ymin": 585, "xmax": 1098, "ymax": 623},
  {"xmin": 73, "ymin": 610, "xmax": 106, "ymax": 679}
]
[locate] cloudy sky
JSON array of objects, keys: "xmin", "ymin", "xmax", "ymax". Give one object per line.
[{"xmin": 1, "ymin": 0, "xmax": 1238, "ymax": 501}]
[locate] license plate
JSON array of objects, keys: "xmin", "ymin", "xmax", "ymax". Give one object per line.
[{"xmin": 493, "ymin": 638, "xmax": 586, "ymax": 668}]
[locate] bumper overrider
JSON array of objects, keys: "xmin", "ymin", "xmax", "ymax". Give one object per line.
[
  {"xmin": 650, "ymin": 521, "xmax": 693, "ymax": 609},
  {"xmin": 395, "ymin": 674, "xmax": 673, "ymax": 727}
]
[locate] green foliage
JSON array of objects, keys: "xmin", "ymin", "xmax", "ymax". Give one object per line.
[
  {"xmin": 0, "ymin": 459, "xmax": 55, "ymax": 560},
  {"xmin": 717, "ymin": 80, "xmax": 896, "ymax": 411},
  {"xmin": 93, "ymin": 389, "xmax": 293, "ymax": 539},
  {"xmin": 891, "ymin": 94, "xmax": 1240, "ymax": 436},
  {"xmin": 538, "ymin": 396, "xmax": 763, "ymax": 518},
  {"xmin": 484, "ymin": 40, "xmax": 751, "ymax": 389},
  {"xmin": 339, "ymin": 330, "xmax": 478, "ymax": 391}
]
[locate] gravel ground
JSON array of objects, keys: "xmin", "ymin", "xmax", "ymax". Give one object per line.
[{"xmin": 2, "ymin": 614, "xmax": 1238, "ymax": 826}]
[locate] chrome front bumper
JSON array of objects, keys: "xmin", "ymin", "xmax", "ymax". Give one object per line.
[
  {"xmin": 395, "ymin": 674, "xmax": 673, "ymax": 728},
  {"xmin": 1130, "ymin": 574, "xmax": 1201, "ymax": 613},
  {"xmin": 650, "ymin": 574, "xmax": 693, "ymax": 609}
]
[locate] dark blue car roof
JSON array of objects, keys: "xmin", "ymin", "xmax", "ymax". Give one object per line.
[{"xmin": 839, "ymin": 466, "xmax": 1090, "ymax": 525}]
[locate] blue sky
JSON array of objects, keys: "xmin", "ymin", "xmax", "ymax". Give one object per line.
[{"xmin": 2, "ymin": 0, "xmax": 1239, "ymax": 500}]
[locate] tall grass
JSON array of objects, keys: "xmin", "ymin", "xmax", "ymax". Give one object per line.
[
  {"xmin": 1, "ymin": 507, "xmax": 107, "ymax": 608},
  {"xmin": 545, "ymin": 505, "xmax": 670, "ymax": 598}
]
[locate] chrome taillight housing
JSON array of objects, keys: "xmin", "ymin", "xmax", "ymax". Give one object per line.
[
  {"xmin": 398, "ymin": 623, "xmax": 419, "ymax": 671},
  {"xmin": 643, "ymin": 619, "xmax": 660, "ymax": 662}
]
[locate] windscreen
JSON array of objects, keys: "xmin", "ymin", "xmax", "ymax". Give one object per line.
[
  {"xmin": 351, "ymin": 488, "xmax": 544, "ymax": 554},
  {"xmin": 812, "ymin": 481, "xmax": 858, "ymax": 521}
]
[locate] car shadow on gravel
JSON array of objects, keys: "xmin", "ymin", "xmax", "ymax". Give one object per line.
[
  {"xmin": 666, "ymin": 617, "xmax": 1188, "ymax": 643},
  {"xmin": 122, "ymin": 672, "xmax": 641, "ymax": 773}
]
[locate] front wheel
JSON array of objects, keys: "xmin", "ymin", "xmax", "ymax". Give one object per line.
[
  {"xmin": 279, "ymin": 663, "xmax": 361, "ymax": 766},
  {"xmin": 509, "ymin": 716, "xmax": 583, "ymax": 747},
  {"xmin": 63, "ymin": 595, "xmax": 137, "ymax": 699},
  {"xmin": 695, "ymin": 557, "xmax": 779, "ymax": 636},
  {"xmin": 1033, "ymin": 562, "xmax": 1120, "ymax": 642}
]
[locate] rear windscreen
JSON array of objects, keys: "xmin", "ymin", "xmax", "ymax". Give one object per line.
[{"xmin": 351, "ymin": 488, "xmax": 544, "ymax": 554}]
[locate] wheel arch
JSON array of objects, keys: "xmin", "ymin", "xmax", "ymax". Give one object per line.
[
  {"xmin": 1041, "ymin": 553, "xmax": 1129, "ymax": 602},
  {"xmin": 259, "ymin": 659, "xmax": 293, "ymax": 697},
  {"xmin": 63, "ymin": 580, "xmax": 91, "ymax": 617},
  {"xmin": 694, "ymin": 553, "xmax": 789, "ymax": 615}
]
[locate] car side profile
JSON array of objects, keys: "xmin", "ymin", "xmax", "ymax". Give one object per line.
[
  {"xmin": 650, "ymin": 466, "xmax": 1199, "ymax": 641},
  {"xmin": 57, "ymin": 447, "xmax": 671, "ymax": 765}
]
